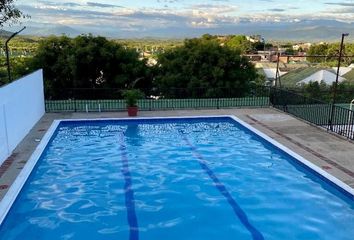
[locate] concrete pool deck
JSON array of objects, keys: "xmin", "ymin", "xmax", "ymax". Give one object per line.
[{"xmin": 0, "ymin": 107, "xmax": 353, "ymax": 200}]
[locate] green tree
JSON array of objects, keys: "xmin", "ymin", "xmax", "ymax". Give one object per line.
[
  {"xmin": 29, "ymin": 35, "xmax": 74, "ymax": 98},
  {"xmin": 200, "ymin": 34, "xmax": 218, "ymax": 42},
  {"xmin": 307, "ymin": 44, "xmax": 328, "ymax": 63},
  {"xmin": 307, "ymin": 43, "xmax": 354, "ymax": 66},
  {"xmin": 29, "ymin": 35, "xmax": 151, "ymax": 99},
  {"xmin": 285, "ymin": 48, "xmax": 295, "ymax": 56},
  {"xmin": 225, "ymin": 35, "xmax": 253, "ymax": 54},
  {"xmin": 253, "ymin": 42, "xmax": 273, "ymax": 51},
  {"xmin": 301, "ymin": 81, "xmax": 329, "ymax": 101},
  {"xmin": 155, "ymin": 37, "xmax": 258, "ymax": 98},
  {"xmin": 71, "ymin": 35, "xmax": 150, "ymax": 89},
  {"xmin": 331, "ymin": 82, "xmax": 354, "ymax": 103},
  {"xmin": 299, "ymin": 81, "xmax": 354, "ymax": 103}
]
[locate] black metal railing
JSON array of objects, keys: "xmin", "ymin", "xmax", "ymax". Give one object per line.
[
  {"xmin": 281, "ymin": 88, "xmax": 354, "ymax": 104},
  {"xmin": 270, "ymin": 88, "xmax": 354, "ymax": 140},
  {"xmin": 44, "ymin": 86, "xmax": 271, "ymax": 112},
  {"xmin": 45, "ymin": 86, "xmax": 270, "ymax": 100}
]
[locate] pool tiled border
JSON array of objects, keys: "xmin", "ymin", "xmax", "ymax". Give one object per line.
[
  {"xmin": 0, "ymin": 115, "xmax": 353, "ymax": 226},
  {"xmin": 0, "ymin": 154, "xmax": 18, "ymax": 179},
  {"xmin": 0, "ymin": 120, "xmax": 60, "ymax": 224}
]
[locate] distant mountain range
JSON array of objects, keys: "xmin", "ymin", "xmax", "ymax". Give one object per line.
[
  {"xmin": 23, "ymin": 25, "xmax": 81, "ymax": 37},
  {"xmin": 0, "ymin": 29, "xmax": 15, "ymax": 37},
  {"xmin": 5, "ymin": 19, "xmax": 354, "ymax": 41}
]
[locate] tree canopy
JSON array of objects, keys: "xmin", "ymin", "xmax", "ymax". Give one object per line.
[
  {"xmin": 299, "ymin": 81, "xmax": 354, "ymax": 103},
  {"xmin": 307, "ymin": 43, "xmax": 354, "ymax": 66},
  {"xmin": 3, "ymin": 34, "xmax": 353, "ymax": 102},
  {"xmin": 29, "ymin": 35, "xmax": 152, "ymax": 99},
  {"xmin": 225, "ymin": 35, "xmax": 253, "ymax": 54},
  {"xmin": 155, "ymin": 37, "xmax": 259, "ymax": 98},
  {"xmin": 26, "ymin": 35, "xmax": 261, "ymax": 99}
]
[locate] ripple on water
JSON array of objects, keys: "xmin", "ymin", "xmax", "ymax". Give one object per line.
[{"xmin": 0, "ymin": 120, "xmax": 353, "ymax": 240}]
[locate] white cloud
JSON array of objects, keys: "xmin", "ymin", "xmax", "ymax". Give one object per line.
[{"xmin": 13, "ymin": 0, "xmax": 354, "ymax": 37}]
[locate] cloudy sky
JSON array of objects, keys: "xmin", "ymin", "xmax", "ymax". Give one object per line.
[{"xmin": 13, "ymin": 0, "xmax": 354, "ymax": 37}]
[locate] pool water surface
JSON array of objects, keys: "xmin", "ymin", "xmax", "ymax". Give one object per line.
[{"xmin": 0, "ymin": 117, "xmax": 353, "ymax": 240}]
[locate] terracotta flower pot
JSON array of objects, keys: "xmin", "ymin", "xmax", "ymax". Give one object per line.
[{"xmin": 127, "ymin": 106, "xmax": 138, "ymax": 116}]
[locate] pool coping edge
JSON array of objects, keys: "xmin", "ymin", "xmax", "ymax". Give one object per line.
[{"xmin": 0, "ymin": 120, "xmax": 61, "ymax": 225}]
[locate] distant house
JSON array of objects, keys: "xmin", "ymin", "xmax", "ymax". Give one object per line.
[
  {"xmin": 244, "ymin": 54, "xmax": 262, "ymax": 62},
  {"xmin": 296, "ymin": 70, "xmax": 346, "ymax": 86},
  {"xmin": 146, "ymin": 58, "xmax": 157, "ymax": 66},
  {"xmin": 270, "ymin": 55, "xmax": 288, "ymax": 63},
  {"xmin": 246, "ymin": 35, "xmax": 262, "ymax": 43},
  {"xmin": 245, "ymin": 50, "xmax": 274, "ymax": 62},
  {"xmin": 289, "ymin": 52, "xmax": 307, "ymax": 63},
  {"xmin": 292, "ymin": 43, "xmax": 312, "ymax": 51},
  {"xmin": 260, "ymin": 68, "xmax": 287, "ymax": 86}
]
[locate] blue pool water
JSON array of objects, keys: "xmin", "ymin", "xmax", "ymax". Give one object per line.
[{"xmin": 0, "ymin": 117, "xmax": 353, "ymax": 240}]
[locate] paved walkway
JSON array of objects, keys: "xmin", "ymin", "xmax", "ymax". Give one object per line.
[{"xmin": 1, "ymin": 108, "xmax": 353, "ymax": 200}]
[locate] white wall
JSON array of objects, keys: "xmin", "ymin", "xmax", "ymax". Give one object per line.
[{"xmin": 0, "ymin": 70, "xmax": 45, "ymax": 165}]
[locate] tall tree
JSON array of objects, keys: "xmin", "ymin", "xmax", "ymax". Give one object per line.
[
  {"xmin": 307, "ymin": 43, "xmax": 354, "ymax": 66},
  {"xmin": 71, "ymin": 35, "xmax": 150, "ymax": 90},
  {"xmin": 225, "ymin": 35, "xmax": 253, "ymax": 54},
  {"xmin": 30, "ymin": 36, "xmax": 75, "ymax": 99},
  {"xmin": 155, "ymin": 37, "xmax": 259, "ymax": 98},
  {"xmin": 307, "ymin": 43, "xmax": 329, "ymax": 63},
  {"xmin": 29, "ymin": 35, "xmax": 152, "ymax": 99},
  {"xmin": 0, "ymin": 0, "xmax": 25, "ymax": 27}
]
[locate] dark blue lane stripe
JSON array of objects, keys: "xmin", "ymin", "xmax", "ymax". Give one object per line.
[
  {"xmin": 182, "ymin": 136, "xmax": 264, "ymax": 240},
  {"xmin": 119, "ymin": 133, "xmax": 139, "ymax": 240}
]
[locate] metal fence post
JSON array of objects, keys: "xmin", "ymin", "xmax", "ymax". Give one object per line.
[
  {"xmin": 5, "ymin": 27, "xmax": 26, "ymax": 83},
  {"xmin": 328, "ymin": 33, "xmax": 349, "ymax": 130},
  {"xmin": 73, "ymin": 89, "xmax": 77, "ymax": 112}
]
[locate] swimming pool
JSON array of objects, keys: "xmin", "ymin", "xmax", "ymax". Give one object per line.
[{"xmin": 0, "ymin": 116, "xmax": 353, "ymax": 240}]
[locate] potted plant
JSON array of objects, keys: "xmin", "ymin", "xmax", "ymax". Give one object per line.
[{"xmin": 122, "ymin": 89, "xmax": 144, "ymax": 116}]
